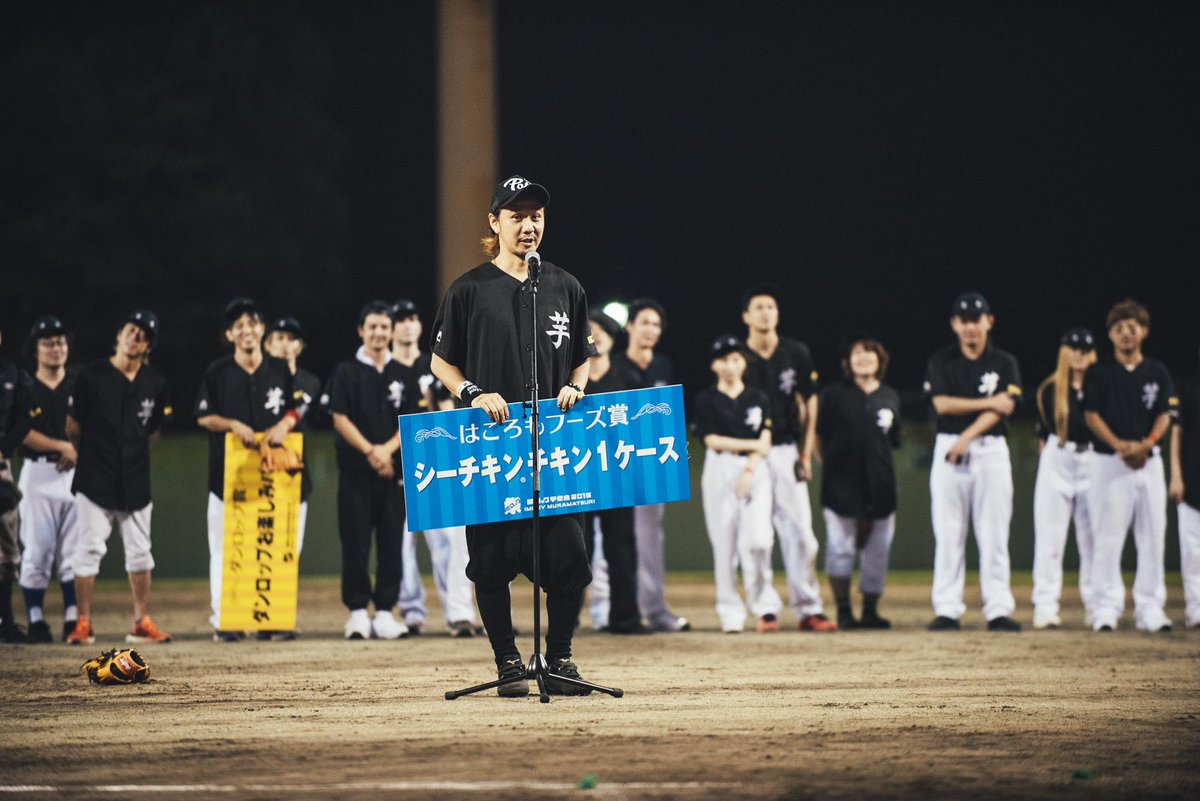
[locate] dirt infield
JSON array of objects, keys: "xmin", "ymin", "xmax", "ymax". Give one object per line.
[{"xmin": 2, "ymin": 574, "xmax": 1197, "ymax": 801}]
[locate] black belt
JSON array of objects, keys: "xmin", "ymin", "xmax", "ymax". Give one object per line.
[{"xmin": 1064, "ymin": 440, "xmax": 1091, "ymax": 453}]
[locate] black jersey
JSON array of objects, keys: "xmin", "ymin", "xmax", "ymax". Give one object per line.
[
  {"xmin": 293, "ymin": 367, "xmax": 324, "ymax": 431},
  {"xmin": 325, "ymin": 350, "xmax": 421, "ymax": 473},
  {"xmin": 612, "ymin": 350, "xmax": 672, "ymax": 390},
  {"xmin": 817, "ymin": 379, "xmax": 901, "ymax": 519},
  {"xmin": 1178, "ymin": 370, "xmax": 1200, "ymax": 511},
  {"xmin": 396, "ymin": 351, "xmax": 437, "ymax": 413},
  {"xmin": 923, "ymin": 343, "xmax": 1023, "ymax": 437},
  {"xmin": 0, "ymin": 359, "xmax": 34, "ymax": 457},
  {"xmin": 1034, "ymin": 379, "xmax": 1089, "ymax": 445},
  {"xmin": 693, "ymin": 385, "xmax": 772, "ymax": 441},
  {"xmin": 19, "ymin": 371, "xmax": 77, "ymax": 459},
  {"xmin": 194, "ymin": 354, "xmax": 300, "ymax": 499},
  {"xmin": 743, "ymin": 337, "xmax": 819, "ymax": 445},
  {"xmin": 68, "ymin": 359, "xmax": 172, "ymax": 511},
  {"xmin": 586, "ymin": 358, "xmax": 638, "ymax": 395},
  {"xmin": 1082, "ymin": 357, "xmax": 1178, "ymax": 455},
  {"xmin": 431, "ymin": 261, "xmax": 596, "ymax": 405}
]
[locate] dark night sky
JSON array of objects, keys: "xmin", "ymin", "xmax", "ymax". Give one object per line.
[{"xmin": 3, "ymin": 1, "xmax": 1197, "ymax": 412}]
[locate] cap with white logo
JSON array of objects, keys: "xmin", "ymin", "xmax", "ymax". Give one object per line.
[
  {"xmin": 490, "ymin": 175, "xmax": 550, "ymax": 215},
  {"xmin": 951, "ymin": 292, "xmax": 991, "ymax": 318}
]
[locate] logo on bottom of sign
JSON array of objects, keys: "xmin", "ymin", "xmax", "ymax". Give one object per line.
[{"xmin": 504, "ymin": 497, "xmax": 522, "ymax": 516}]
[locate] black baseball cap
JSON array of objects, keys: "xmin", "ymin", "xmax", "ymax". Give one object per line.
[
  {"xmin": 490, "ymin": 175, "xmax": 550, "ymax": 215},
  {"xmin": 1061, "ymin": 327, "xmax": 1096, "ymax": 351},
  {"xmin": 951, "ymin": 292, "xmax": 991, "ymax": 318},
  {"xmin": 267, "ymin": 315, "xmax": 305, "ymax": 340},
  {"xmin": 838, "ymin": 329, "xmax": 878, "ymax": 360},
  {"xmin": 391, "ymin": 299, "xmax": 420, "ymax": 320},
  {"xmin": 710, "ymin": 334, "xmax": 744, "ymax": 359},
  {"xmin": 126, "ymin": 309, "xmax": 160, "ymax": 345},
  {"xmin": 224, "ymin": 297, "xmax": 263, "ymax": 327},
  {"xmin": 28, "ymin": 315, "xmax": 68, "ymax": 341}
]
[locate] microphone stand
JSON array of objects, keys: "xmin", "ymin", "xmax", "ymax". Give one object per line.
[{"xmin": 446, "ymin": 254, "xmax": 623, "ymax": 703}]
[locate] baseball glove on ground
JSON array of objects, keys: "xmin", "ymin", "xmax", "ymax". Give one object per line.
[
  {"xmin": 82, "ymin": 648, "xmax": 151, "ymax": 685},
  {"xmin": 259, "ymin": 442, "xmax": 304, "ymax": 474}
]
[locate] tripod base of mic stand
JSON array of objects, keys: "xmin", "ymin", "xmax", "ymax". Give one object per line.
[{"xmin": 445, "ymin": 653, "xmax": 624, "ymax": 703}]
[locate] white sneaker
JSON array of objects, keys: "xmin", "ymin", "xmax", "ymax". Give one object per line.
[
  {"xmin": 372, "ymin": 610, "xmax": 409, "ymax": 640},
  {"xmin": 1032, "ymin": 608, "xmax": 1061, "ymax": 630},
  {"xmin": 344, "ymin": 609, "xmax": 372, "ymax": 640},
  {"xmin": 1135, "ymin": 609, "xmax": 1173, "ymax": 633}
]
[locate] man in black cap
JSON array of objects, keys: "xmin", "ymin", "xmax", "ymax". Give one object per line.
[
  {"xmin": 430, "ymin": 175, "xmax": 597, "ymax": 696},
  {"xmin": 65, "ymin": 310, "xmax": 172, "ymax": 645},
  {"xmin": 0, "ymin": 324, "xmax": 36, "ymax": 643},
  {"xmin": 16, "ymin": 317, "xmax": 81, "ymax": 642},
  {"xmin": 196, "ymin": 299, "xmax": 303, "ymax": 641},
  {"xmin": 924, "ymin": 292, "xmax": 1022, "ymax": 632}
]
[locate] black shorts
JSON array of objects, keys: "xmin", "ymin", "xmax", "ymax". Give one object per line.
[{"xmin": 465, "ymin": 513, "xmax": 591, "ymax": 595}]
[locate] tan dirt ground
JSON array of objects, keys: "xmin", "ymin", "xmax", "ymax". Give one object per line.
[{"xmin": 1, "ymin": 574, "xmax": 1197, "ymax": 801}]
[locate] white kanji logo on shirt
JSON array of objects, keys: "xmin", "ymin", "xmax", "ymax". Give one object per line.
[
  {"xmin": 778, "ymin": 367, "xmax": 797, "ymax": 395},
  {"xmin": 745, "ymin": 406, "xmax": 763, "ymax": 431},
  {"xmin": 418, "ymin": 373, "xmax": 435, "ymax": 396},
  {"xmin": 876, "ymin": 408, "xmax": 895, "ymax": 434},
  {"xmin": 978, "ymin": 371, "xmax": 1000, "ymax": 395},
  {"xmin": 1142, "ymin": 382, "xmax": 1159, "ymax": 410},
  {"xmin": 138, "ymin": 398, "xmax": 155, "ymax": 426},
  {"xmin": 546, "ymin": 311, "xmax": 571, "ymax": 349},
  {"xmin": 265, "ymin": 386, "xmax": 284, "ymax": 415},
  {"xmin": 388, "ymin": 380, "xmax": 404, "ymax": 409}
]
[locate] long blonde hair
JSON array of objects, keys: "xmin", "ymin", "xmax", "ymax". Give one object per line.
[{"xmin": 1037, "ymin": 345, "xmax": 1096, "ymax": 442}]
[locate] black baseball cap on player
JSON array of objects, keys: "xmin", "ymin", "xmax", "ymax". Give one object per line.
[
  {"xmin": 28, "ymin": 315, "xmax": 68, "ymax": 341},
  {"xmin": 126, "ymin": 309, "xmax": 159, "ymax": 345},
  {"xmin": 391, "ymin": 299, "xmax": 420, "ymax": 320},
  {"xmin": 224, "ymin": 297, "xmax": 263, "ymax": 327},
  {"xmin": 1061, "ymin": 327, "xmax": 1096, "ymax": 351},
  {"xmin": 267, "ymin": 315, "xmax": 305, "ymax": 340},
  {"xmin": 490, "ymin": 175, "xmax": 550, "ymax": 214},
  {"xmin": 950, "ymin": 292, "xmax": 991, "ymax": 318},
  {"xmin": 710, "ymin": 335, "xmax": 744, "ymax": 359}
]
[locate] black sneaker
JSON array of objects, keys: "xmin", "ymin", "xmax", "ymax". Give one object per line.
[
  {"xmin": 497, "ymin": 658, "xmax": 529, "ymax": 697},
  {"xmin": 859, "ymin": 610, "xmax": 891, "ymax": 630},
  {"xmin": 837, "ymin": 608, "xmax": 861, "ymax": 630},
  {"xmin": 448, "ymin": 620, "xmax": 476, "ymax": 638},
  {"xmin": 213, "ymin": 629, "xmax": 244, "ymax": 643},
  {"xmin": 987, "ymin": 616, "xmax": 1022, "ymax": 632},
  {"xmin": 255, "ymin": 630, "xmax": 298, "ymax": 641},
  {"xmin": 928, "ymin": 616, "xmax": 961, "ymax": 631},
  {"xmin": 0, "ymin": 618, "xmax": 26, "ymax": 643},
  {"xmin": 608, "ymin": 621, "xmax": 652, "ymax": 635},
  {"xmin": 547, "ymin": 658, "xmax": 594, "ymax": 696},
  {"xmin": 62, "ymin": 620, "xmax": 78, "ymax": 641},
  {"xmin": 27, "ymin": 620, "xmax": 53, "ymax": 643}
]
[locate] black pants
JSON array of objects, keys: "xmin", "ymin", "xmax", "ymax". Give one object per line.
[
  {"xmin": 336, "ymin": 470, "xmax": 405, "ymax": 611},
  {"xmin": 584, "ymin": 508, "xmax": 641, "ymax": 631}
]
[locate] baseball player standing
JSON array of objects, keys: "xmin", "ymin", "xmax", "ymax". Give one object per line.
[
  {"xmin": 611, "ymin": 298, "xmax": 689, "ymax": 632},
  {"xmin": 0, "ymin": 326, "xmax": 36, "ymax": 643},
  {"xmin": 741, "ymin": 284, "xmax": 836, "ymax": 631},
  {"xmin": 1083, "ymin": 299, "xmax": 1177, "ymax": 632},
  {"xmin": 1031, "ymin": 328, "xmax": 1098, "ymax": 629},
  {"xmin": 814, "ymin": 335, "xmax": 902, "ymax": 630},
  {"xmin": 925, "ymin": 292, "xmax": 1022, "ymax": 632},
  {"xmin": 325, "ymin": 301, "xmax": 418, "ymax": 640},
  {"xmin": 1169, "ymin": 344, "xmax": 1200, "ymax": 629},
  {"xmin": 196, "ymin": 299, "xmax": 303, "ymax": 641},
  {"xmin": 694, "ymin": 335, "xmax": 782, "ymax": 633},
  {"xmin": 430, "ymin": 175, "xmax": 596, "ymax": 696},
  {"xmin": 391, "ymin": 298, "xmax": 479, "ymax": 637},
  {"xmin": 65, "ymin": 311, "xmax": 173, "ymax": 645},
  {"xmin": 17, "ymin": 317, "xmax": 81, "ymax": 642}
]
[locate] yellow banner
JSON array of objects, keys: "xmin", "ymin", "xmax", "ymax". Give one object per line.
[{"xmin": 219, "ymin": 433, "xmax": 303, "ymax": 631}]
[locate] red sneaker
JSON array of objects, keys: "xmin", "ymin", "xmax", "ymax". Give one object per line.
[
  {"xmin": 66, "ymin": 617, "xmax": 96, "ymax": 645},
  {"xmin": 798, "ymin": 613, "xmax": 839, "ymax": 632},
  {"xmin": 127, "ymin": 615, "xmax": 172, "ymax": 643}
]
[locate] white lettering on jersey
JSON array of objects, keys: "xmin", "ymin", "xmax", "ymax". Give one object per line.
[
  {"xmin": 138, "ymin": 398, "xmax": 155, "ymax": 425},
  {"xmin": 265, "ymin": 386, "xmax": 284, "ymax": 415},
  {"xmin": 546, "ymin": 311, "xmax": 571, "ymax": 349},
  {"xmin": 978, "ymin": 371, "xmax": 1000, "ymax": 396},
  {"xmin": 745, "ymin": 406, "xmax": 763, "ymax": 431},
  {"xmin": 418, "ymin": 373, "xmax": 435, "ymax": 396},
  {"xmin": 876, "ymin": 407, "xmax": 895, "ymax": 434},
  {"xmin": 778, "ymin": 367, "xmax": 797, "ymax": 395},
  {"xmin": 388, "ymin": 380, "xmax": 404, "ymax": 410},
  {"xmin": 1142, "ymin": 382, "xmax": 1159, "ymax": 411},
  {"xmin": 198, "ymin": 398, "xmax": 208, "ymax": 412}
]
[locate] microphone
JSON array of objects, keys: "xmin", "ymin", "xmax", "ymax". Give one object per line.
[{"xmin": 525, "ymin": 250, "xmax": 541, "ymax": 281}]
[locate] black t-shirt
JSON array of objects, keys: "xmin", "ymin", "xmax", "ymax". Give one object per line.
[
  {"xmin": 1178, "ymin": 370, "xmax": 1200, "ymax": 511},
  {"xmin": 0, "ymin": 360, "xmax": 34, "ymax": 457},
  {"xmin": 586, "ymin": 358, "xmax": 639, "ymax": 396},
  {"xmin": 69, "ymin": 359, "xmax": 171, "ymax": 511},
  {"xmin": 923, "ymin": 343, "xmax": 1023, "ymax": 437},
  {"xmin": 1034, "ymin": 379, "xmax": 1089, "ymax": 445},
  {"xmin": 743, "ymin": 337, "xmax": 819, "ymax": 445},
  {"xmin": 293, "ymin": 367, "xmax": 324, "ymax": 431},
  {"xmin": 431, "ymin": 261, "xmax": 596, "ymax": 404},
  {"xmin": 612, "ymin": 350, "xmax": 672, "ymax": 390},
  {"xmin": 817, "ymin": 378, "xmax": 901, "ymax": 519},
  {"xmin": 1082, "ymin": 357, "xmax": 1178, "ymax": 455},
  {"xmin": 19, "ymin": 371, "xmax": 77, "ymax": 459},
  {"xmin": 396, "ymin": 351, "xmax": 437, "ymax": 413},
  {"xmin": 692, "ymin": 385, "xmax": 772, "ymax": 441},
  {"xmin": 325, "ymin": 352, "xmax": 421, "ymax": 473},
  {"xmin": 194, "ymin": 355, "xmax": 300, "ymax": 499}
]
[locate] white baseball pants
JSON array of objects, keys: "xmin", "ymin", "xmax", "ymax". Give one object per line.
[
  {"xmin": 822, "ymin": 510, "xmax": 895, "ymax": 595},
  {"xmin": 1178, "ymin": 502, "xmax": 1200, "ymax": 628},
  {"xmin": 766, "ymin": 443, "xmax": 824, "ymax": 616},
  {"xmin": 930, "ymin": 433, "xmax": 1016, "ymax": 621},
  {"xmin": 1031, "ymin": 436, "xmax": 1096, "ymax": 620},
  {"xmin": 398, "ymin": 522, "xmax": 478, "ymax": 626},
  {"xmin": 73, "ymin": 492, "xmax": 154, "ymax": 577},
  {"xmin": 1088, "ymin": 452, "xmax": 1168, "ymax": 628},
  {"xmin": 17, "ymin": 460, "xmax": 78, "ymax": 589},
  {"xmin": 586, "ymin": 523, "xmax": 611, "ymax": 629},
  {"xmin": 702, "ymin": 450, "xmax": 782, "ymax": 631},
  {"xmin": 634, "ymin": 502, "xmax": 675, "ymax": 625}
]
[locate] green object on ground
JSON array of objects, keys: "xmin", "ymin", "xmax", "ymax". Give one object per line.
[
  {"xmin": 578, "ymin": 773, "xmax": 597, "ymax": 789},
  {"xmin": 1072, "ymin": 768, "xmax": 1094, "ymax": 780}
]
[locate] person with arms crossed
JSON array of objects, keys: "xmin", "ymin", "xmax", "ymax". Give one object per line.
[
  {"xmin": 430, "ymin": 175, "xmax": 595, "ymax": 696},
  {"xmin": 1083, "ymin": 299, "xmax": 1177, "ymax": 632},
  {"xmin": 0, "ymin": 324, "xmax": 36, "ymax": 643},
  {"xmin": 925, "ymin": 292, "xmax": 1022, "ymax": 632},
  {"xmin": 196, "ymin": 299, "xmax": 303, "ymax": 642},
  {"xmin": 814, "ymin": 335, "xmax": 902, "ymax": 630},
  {"xmin": 1031, "ymin": 328, "xmax": 1098, "ymax": 629},
  {"xmin": 326, "ymin": 301, "xmax": 417, "ymax": 640},
  {"xmin": 17, "ymin": 317, "xmax": 81, "ymax": 642},
  {"xmin": 1169, "ymin": 343, "xmax": 1200, "ymax": 629},
  {"xmin": 65, "ymin": 311, "xmax": 172, "ymax": 645},
  {"xmin": 741, "ymin": 284, "xmax": 835, "ymax": 631}
]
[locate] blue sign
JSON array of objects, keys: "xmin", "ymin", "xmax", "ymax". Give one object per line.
[{"xmin": 398, "ymin": 385, "xmax": 691, "ymax": 530}]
